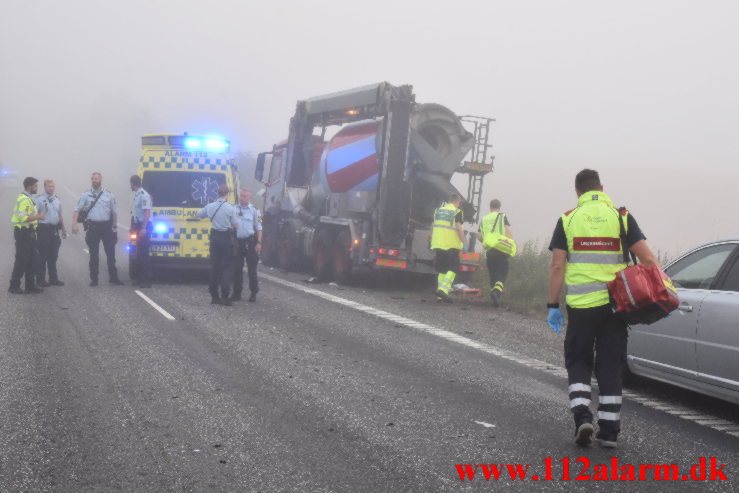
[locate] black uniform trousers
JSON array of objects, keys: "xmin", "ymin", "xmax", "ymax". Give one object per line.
[
  {"xmin": 209, "ymin": 230, "xmax": 234, "ymax": 299},
  {"xmin": 233, "ymin": 236, "xmax": 259, "ymax": 296},
  {"xmin": 434, "ymin": 248, "xmax": 460, "ymax": 274},
  {"xmin": 565, "ymin": 303, "xmax": 628, "ymax": 436},
  {"xmin": 36, "ymin": 223, "xmax": 62, "ymax": 283},
  {"xmin": 85, "ymin": 220, "xmax": 119, "ymax": 282},
  {"xmin": 10, "ymin": 227, "xmax": 38, "ymax": 290},
  {"xmin": 131, "ymin": 221, "xmax": 152, "ymax": 284},
  {"xmin": 485, "ymin": 248, "xmax": 510, "ymax": 291}
]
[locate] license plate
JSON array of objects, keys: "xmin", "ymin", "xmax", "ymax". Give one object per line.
[{"xmin": 150, "ymin": 242, "xmax": 178, "ymax": 253}]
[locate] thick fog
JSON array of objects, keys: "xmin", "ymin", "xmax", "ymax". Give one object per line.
[{"xmin": 2, "ymin": 0, "xmax": 737, "ymax": 255}]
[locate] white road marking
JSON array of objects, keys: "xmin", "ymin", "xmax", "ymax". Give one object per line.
[
  {"xmin": 474, "ymin": 420, "xmax": 496, "ymax": 428},
  {"xmin": 83, "ymin": 248, "xmax": 89, "ymax": 254},
  {"xmin": 135, "ymin": 289, "xmax": 176, "ymax": 321},
  {"xmin": 261, "ymin": 272, "xmax": 739, "ymax": 440},
  {"xmin": 61, "ymin": 183, "xmax": 78, "ymax": 200}
]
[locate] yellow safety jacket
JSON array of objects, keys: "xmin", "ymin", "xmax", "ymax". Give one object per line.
[
  {"xmin": 431, "ymin": 202, "xmax": 463, "ymax": 251},
  {"xmin": 11, "ymin": 192, "xmax": 38, "ymax": 229},
  {"xmin": 563, "ymin": 191, "xmax": 628, "ymax": 308},
  {"xmin": 480, "ymin": 211, "xmax": 516, "ymax": 256}
]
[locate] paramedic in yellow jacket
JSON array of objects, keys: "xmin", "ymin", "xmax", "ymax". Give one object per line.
[
  {"xmin": 547, "ymin": 169, "xmax": 659, "ymax": 450},
  {"xmin": 430, "ymin": 194, "xmax": 465, "ymax": 302},
  {"xmin": 9, "ymin": 176, "xmax": 46, "ymax": 294},
  {"xmin": 477, "ymin": 198, "xmax": 513, "ymax": 307}
]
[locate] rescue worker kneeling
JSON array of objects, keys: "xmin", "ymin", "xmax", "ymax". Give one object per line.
[
  {"xmin": 197, "ymin": 184, "xmax": 239, "ymax": 306},
  {"xmin": 430, "ymin": 194, "xmax": 466, "ymax": 303}
]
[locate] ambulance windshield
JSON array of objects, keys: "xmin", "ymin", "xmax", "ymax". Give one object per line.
[{"xmin": 142, "ymin": 171, "xmax": 227, "ymax": 208}]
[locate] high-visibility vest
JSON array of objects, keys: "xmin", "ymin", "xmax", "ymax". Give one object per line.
[
  {"xmin": 11, "ymin": 192, "xmax": 38, "ymax": 229},
  {"xmin": 431, "ymin": 202, "xmax": 463, "ymax": 251},
  {"xmin": 480, "ymin": 211, "xmax": 516, "ymax": 256},
  {"xmin": 562, "ymin": 191, "xmax": 628, "ymax": 309}
]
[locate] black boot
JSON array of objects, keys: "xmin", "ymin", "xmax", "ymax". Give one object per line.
[
  {"xmin": 574, "ymin": 415, "xmax": 594, "ymax": 446},
  {"xmin": 8, "ymin": 284, "xmax": 25, "ymax": 294}
]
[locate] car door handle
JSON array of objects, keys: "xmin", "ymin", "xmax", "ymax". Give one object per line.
[{"xmin": 678, "ymin": 304, "xmax": 693, "ymax": 312}]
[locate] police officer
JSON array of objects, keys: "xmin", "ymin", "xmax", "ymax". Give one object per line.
[
  {"xmin": 547, "ymin": 169, "xmax": 658, "ymax": 448},
  {"xmin": 130, "ymin": 174, "xmax": 153, "ymax": 288},
  {"xmin": 231, "ymin": 188, "xmax": 262, "ymax": 302},
  {"xmin": 430, "ymin": 193, "xmax": 465, "ymax": 302},
  {"xmin": 35, "ymin": 179, "xmax": 67, "ymax": 287},
  {"xmin": 9, "ymin": 176, "xmax": 45, "ymax": 294},
  {"xmin": 197, "ymin": 184, "xmax": 238, "ymax": 306},
  {"xmin": 72, "ymin": 172, "xmax": 124, "ymax": 286},
  {"xmin": 477, "ymin": 199, "xmax": 514, "ymax": 307}
]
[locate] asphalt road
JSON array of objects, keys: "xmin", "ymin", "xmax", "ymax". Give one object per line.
[{"xmin": 0, "ymin": 189, "xmax": 737, "ymax": 492}]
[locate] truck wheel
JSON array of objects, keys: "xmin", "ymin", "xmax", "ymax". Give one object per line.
[
  {"xmin": 332, "ymin": 229, "xmax": 353, "ymax": 284},
  {"xmin": 313, "ymin": 228, "xmax": 334, "ymax": 281},
  {"xmin": 261, "ymin": 222, "xmax": 278, "ymax": 267},
  {"xmin": 278, "ymin": 222, "xmax": 300, "ymax": 271}
]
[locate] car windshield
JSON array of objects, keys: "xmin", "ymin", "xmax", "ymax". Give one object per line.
[{"xmin": 142, "ymin": 171, "xmax": 227, "ymax": 208}]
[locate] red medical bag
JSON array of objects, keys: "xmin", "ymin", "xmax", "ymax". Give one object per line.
[{"xmin": 607, "ymin": 264, "xmax": 680, "ymax": 325}]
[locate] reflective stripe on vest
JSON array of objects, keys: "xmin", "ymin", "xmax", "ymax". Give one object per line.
[
  {"xmin": 430, "ymin": 203, "xmax": 463, "ymax": 251},
  {"xmin": 563, "ymin": 191, "xmax": 627, "ymax": 309},
  {"xmin": 12, "ymin": 192, "xmax": 37, "ymax": 229},
  {"xmin": 568, "ymin": 252, "xmax": 624, "ymax": 264}
]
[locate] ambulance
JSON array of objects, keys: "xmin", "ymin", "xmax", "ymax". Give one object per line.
[{"xmin": 129, "ymin": 133, "xmax": 239, "ymax": 277}]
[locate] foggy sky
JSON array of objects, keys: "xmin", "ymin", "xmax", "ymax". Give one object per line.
[{"xmin": 2, "ymin": 0, "xmax": 738, "ymax": 255}]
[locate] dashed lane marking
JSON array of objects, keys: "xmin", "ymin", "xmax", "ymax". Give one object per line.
[
  {"xmin": 261, "ymin": 272, "xmax": 739, "ymax": 441},
  {"xmin": 135, "ymin": 289, "xmax": 176, "ymax": 321},
  {"xmin": 473, "ymin": 421, "xmax": 496, "ymax": 428}
]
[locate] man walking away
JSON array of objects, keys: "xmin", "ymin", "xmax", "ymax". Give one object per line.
[
  {"xmin": 9, "ymin": 177, "xmax": 45, "ymax": 294},
  {"xmin": 71, "ymin": 172, "xmax": 123, "ymax": 286},
  {"xmin": 232, "ymin": 188, "xmax": 262, "ymax": 302},
  {"xmin": 35, "ymin": 179, "xmax": 67, "ymax": 287},
  {"xmin": 430, "ymin": 194, "xmax": 465, "ymax": 303},
  {"xmin": 130, "ymin": 174, "xmax": 153, "ymax": 288},
  {"xmin": 477, "ymin": 199, "xmax": 514, "ymax": 307},
  {"xmin": 197, "ymin": 184, "xmax": 238, "ymax": 306},
  {"xmin": 547, "ymin": 169, "xmax": 659, "ymax": 449}
]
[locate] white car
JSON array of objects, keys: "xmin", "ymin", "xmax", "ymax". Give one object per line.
[{"xmin": 627, "ymin": 238, "xmax": 739, "ymax": 404}]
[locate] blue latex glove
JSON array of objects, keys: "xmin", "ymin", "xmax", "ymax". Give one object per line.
[{"xmin": 548, "ymin": 307, "xmax": 565, "ymax": 334}]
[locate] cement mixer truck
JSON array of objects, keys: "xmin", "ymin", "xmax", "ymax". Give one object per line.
[{"xmin": 255, "ymin": 82, "xmax": 494, "ymax": 283}]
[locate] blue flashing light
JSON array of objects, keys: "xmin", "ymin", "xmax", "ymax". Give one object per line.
[
  {"xmin": 205, "ymin": 137, "xmax": 229, "ymax": 151},
  {"xmin": 154, "ymin": 222, "xmax": 168, "ymax": 234},
  {"xmin": 184, "ymin": 138, "xmax": 202, "ymax": 149},
  {"xmin": 1, "ymin": 169, "xmax": 8, "ymax": 176}
]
